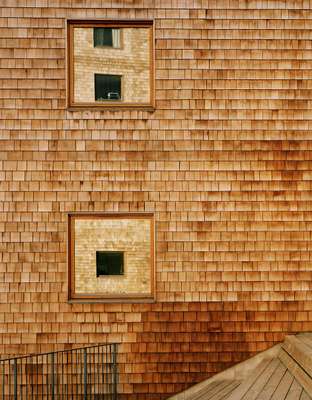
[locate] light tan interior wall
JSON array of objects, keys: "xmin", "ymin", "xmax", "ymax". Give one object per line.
[
  {"xmin": 73, "ymin": 27, "xmax": 150, "ymax": 103},
  {"xmin": 74, "ymin": 218, "xmax": 152, "ymax": 295}
]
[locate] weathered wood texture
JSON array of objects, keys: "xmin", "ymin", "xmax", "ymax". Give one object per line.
[
  {"xmin": 1, "ymin": 1, "xmax": 312, "ymax": 399},
  {"xmin": 169, "ymin": 334, "xmax": 312, "ymax": 400}
]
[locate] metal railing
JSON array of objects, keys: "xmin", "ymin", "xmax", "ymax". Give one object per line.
[{"xmin": 0, "ymin": 343, "xmax": 118, "ymax": 399}]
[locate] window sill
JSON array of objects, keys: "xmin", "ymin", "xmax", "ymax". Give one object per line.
[
  {"xmin": 94, "ymin": 45, "xmax": 121, "ymax": 49},
  {"xmin": 67, "ymin": 105, "xmax": 155, "ymax": 112},
  {"xmin": 68, "ymin": 296, "xmax": 156, "ymax": 304}
]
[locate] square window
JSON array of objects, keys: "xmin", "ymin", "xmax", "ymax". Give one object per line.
[
  {"xmin": 95, "ymin": 74, "xmax": 121, "ymax": 101},
  {"xmin": 67, "ymin": 20, "xmax": 154, "ymax": 109},
  {"xmin": 94, "ymin": 28, "xmax": 120, "ymax": 48},
  {"xmin": 96, "ymin": 251, "xmax": 124, "ymax": 276},
  {"xmin": 68, "ymin": 213, "xmax": 155, "ymax": 302}
]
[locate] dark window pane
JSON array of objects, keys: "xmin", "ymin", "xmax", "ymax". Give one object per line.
[
  {"xmin": 94, "ymin": 28, "xmax": 113, "ymax": 47},
  {"xmin": 95, "ymin": 74, "xmax": 121, "ymax": 101},
  {"xmin": 96, "ymin": 251, "xmax": 124, "ymax": 276}
]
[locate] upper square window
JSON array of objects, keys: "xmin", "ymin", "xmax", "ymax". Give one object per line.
[
  {"xmin": 93, "ymin": 28, "xmax": 121, "ymax": 48},
  {"xmin": 67, "ymin": 20, "xmax": 154, "ymax": 109}
]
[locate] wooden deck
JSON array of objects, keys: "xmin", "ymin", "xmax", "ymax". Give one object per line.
[
  {"xmin": 226, "ymin": 357, "xmax": 312, "ymax": 400},
  {"xmin": 184, "ymin": 379, "xmax": 241, "ymax": 400},
  {"xmin": 168, "ymin": 333, "xmax": 312, "ymax": 400}
]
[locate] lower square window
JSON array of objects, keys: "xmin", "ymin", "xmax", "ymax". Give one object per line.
[
  {"xmin": 68, "ymin": 213, "xmax": 155, "ymax": 302},
  {"xmin": 95, "ymin": 74, "xmax": 121, "ymax": 101}
]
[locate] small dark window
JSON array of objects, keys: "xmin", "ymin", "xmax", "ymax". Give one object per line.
[
  {"xmin": 95, "ymin": 74, "xmax": 121, "ymax": 101},
  {"xmin": 96, "ymin": 251, "xmax": 124, "ymax": 276},
  {"xmin": 94, "ymin": 28, "xmax": 120, "ymax": 48}
]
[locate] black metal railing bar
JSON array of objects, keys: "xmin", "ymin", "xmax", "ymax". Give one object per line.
[{"xmin": 0, "ymin": 343, "xmax": 118, "ymax": 399}]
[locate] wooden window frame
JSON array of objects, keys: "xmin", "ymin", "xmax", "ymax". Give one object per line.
[
  {"xmin": 68, "ymin": 212, "xmax": 155, "ymax": 303},
  {"xmin": 67, "ymin": 19, "xmax": 155, "ymax": 110}
]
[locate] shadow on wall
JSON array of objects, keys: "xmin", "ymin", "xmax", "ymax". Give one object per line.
[{"xmin": 117, "ymin": 302, "xmax": 284, "ymax": 400}]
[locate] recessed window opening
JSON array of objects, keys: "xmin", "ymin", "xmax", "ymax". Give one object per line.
[
  {"xmin": 68, "ymin": 20, "xmax": 154, "ymax": 108},
  {"xmin": 94, "ymin": 28, "xmax": 120, "ymax": 48},
  {"xmin": 95, "ymin": 74, "xmax": 121, "ymax": 101},
  {"xmin": 68, "ymin": 213, "xmax": 154, "ymax": 301},
  {"xmin": 96, "ymin": 251, "xmax": 124, "ymax": 276}
]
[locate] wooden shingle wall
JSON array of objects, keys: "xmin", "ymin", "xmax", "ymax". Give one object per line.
[{"xmin": 1, "ymin": 0, "xmax": 312, "ymax": 398}]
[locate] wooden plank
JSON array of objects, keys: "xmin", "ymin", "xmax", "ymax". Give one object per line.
[
  {"xmin": 225, "ymin": 358, "xmax": 273, "ymax": 400},
  {"xmin": 297, "ymin": 335, "xmax": 312, "ymax": 352},
  {"xmin": 279, "ymin": 349, "xmax": 312, "ymax": 397},
  {"xmin": 191, "ymin": 380, "xmax": 233, "ymax": 400},
  {"xmin": 256, "ymin": 359, "xmax": 287, "ymax": 400},
  {"xmin": 300, "ymin": 391, "xmax": 312, "ymax": 400},
  {"xmin": 282, "ymin": 336, "xmax": 312, "ymax": 379},
  {"xmin": 199, "ymin": 381, "xmax": 240, "ymax": 400},
  {"xmin": 270, "ymin": 371, "xmax": 294, "ymax": 400},
  {"xmin": 284, "ymin": 379, "xmax": 303, "ymax": 400},
  {"xmin": 209, "ymin": 381, "xmax": 241, "ymax": 400},
  {"xmin": 182, "ymin": 380, "xmax": 220, "ymax": 400},
  {"xmin": 241, "ymin": 358, "xmax": 280, "ymax": 400}
]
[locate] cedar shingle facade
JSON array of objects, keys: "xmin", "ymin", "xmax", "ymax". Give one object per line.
[{"xmin": 2, "ymin": 1, "xmax": 312, "ymax": 399}]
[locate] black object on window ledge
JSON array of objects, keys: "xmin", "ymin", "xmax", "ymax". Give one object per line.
[{"xmin": 96, "ymin": 251, "xmax": 124, "ymax": 276}]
